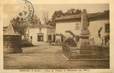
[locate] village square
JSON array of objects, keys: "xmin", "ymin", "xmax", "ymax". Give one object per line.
[{"xmin": 3, "ymin": 0, "xmax": 109, "ymax": 69}]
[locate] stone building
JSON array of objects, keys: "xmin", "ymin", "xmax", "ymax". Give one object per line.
[
  {"xmin": 26, "ymin": 24, "xmax": 55, "ymax": 45},
  {"xmin": 54, "ymin": 10, "xmax": 109, "ymax": 46}
]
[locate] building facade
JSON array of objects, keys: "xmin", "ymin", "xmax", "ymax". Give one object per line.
[
  {"xmin": 54, "ymin": 10, "xmax": 109, "ymax": 46},
  {"xmin": 26, "ymin": 24, "xmax": 55, "ymax": 45}
]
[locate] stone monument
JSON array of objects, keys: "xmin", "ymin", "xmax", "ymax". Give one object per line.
[{"xmin": 78, "ymin": 9, "xmax": 90, "ymax": 54}]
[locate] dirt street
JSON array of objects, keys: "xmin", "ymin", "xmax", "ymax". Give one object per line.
[{"xmin": 4, "ymin": 45, "xmax": 109, "ymax": 69}]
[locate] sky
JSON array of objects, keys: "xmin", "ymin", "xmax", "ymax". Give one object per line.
[{"xmin": 2, "ymin": 1, "xmax": 109, "ymax": 26}]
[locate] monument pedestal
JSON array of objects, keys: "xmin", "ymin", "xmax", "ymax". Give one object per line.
[
  {"xmin": 62, "ymin": 9, "xmax": 109, "ymax": 60},
  {"xmin": 78, "ymin": 9, "xmax": 91, "ymax": 55},
  {"xmin": 72, "ymin": 9, "xmax": 93, "ymax": 59}
]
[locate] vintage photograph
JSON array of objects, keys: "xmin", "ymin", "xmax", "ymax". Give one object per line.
[{"xmin": 3, "ymin": 0, "xmax": 109, "ymax": 69}]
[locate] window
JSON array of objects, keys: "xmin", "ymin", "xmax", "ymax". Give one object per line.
[
  {"xmin": 105, "ymin": 35, "xmax": 109, "ymax": 45},
  {"xmin": 105, "ymin": 23, "xmax": 109, "ymax": 33},
  {"xmin": 37, "ymin": 33, "xmax": 43, "ymax": 41},
  {"xmin": 48, "ymin": 35, "xmax": 52, "ymax": 41},
  {"xmin": 30, "ymin": 36, "xmax": 32, "ymax": 40},
  {"xmin": 53, "ymin": 34, "xmax": 55, "ymax": 42}
]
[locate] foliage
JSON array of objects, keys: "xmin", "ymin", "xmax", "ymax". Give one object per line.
[
  {"xmin": 11, "ymin": 16, "xmax": 28, "ymax": 35},
  {"xmin": 42, "ymin": 11, "xmax": 50, "ymax": 24},
  {"xmin": 52, "ymin": 10, "xmax": 64, "ymax": 19},
  {"xmin": 30, "ymin": 14, "xmax": 41, "ymax": 25},
  {"xmin": 10, "ymin": 11, "xmax": 40, "ymax": 35},
  {"xmin": 65, "ymin": 9, "xmax": 81, "ymax": 15},
  {"xmin": 52, "ymin": 9, "xmax": 81, "ymax": 20}
]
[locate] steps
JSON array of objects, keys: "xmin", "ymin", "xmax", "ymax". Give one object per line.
[{"xmin": 62, "ymin": 45, "xmax": 109, "ymax": 60}]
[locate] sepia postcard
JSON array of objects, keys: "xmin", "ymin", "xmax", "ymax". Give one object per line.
[{"xmin": 0, "ymin": 0, "xmax": 114, "ymax": 73}]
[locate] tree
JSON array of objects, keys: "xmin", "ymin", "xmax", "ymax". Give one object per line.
[
  {"xmin": 11, "ymin": 11, "xmax": 29, "ymax": 35},
  {"xmin": 65, "ymin": 9, "xmax": 81, "ymax": 15},
  {"xmin": 10, "ymin": 10, "xmax": 41, "ymax": 36},
  {"xmin": 42, "ymin": 11, "xmax": 50, "ymax": 24},
  {"xmin": 30, "ymin": 14, "xmax": 41, "ymax": 25},
  {"xmin": 76, "ymin": 9, "xmax": 81, "ymax": 14},
  {"xmin": 65, "ymin": 9, "xmax": 76, "ymax": 15},
  {"xmin": 52, "ymin": 10, "xmax": 63, "ymax": 20},
  {"xmin": 11, "ymin": 15, "xmax": 28, "ymax": 35}
]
